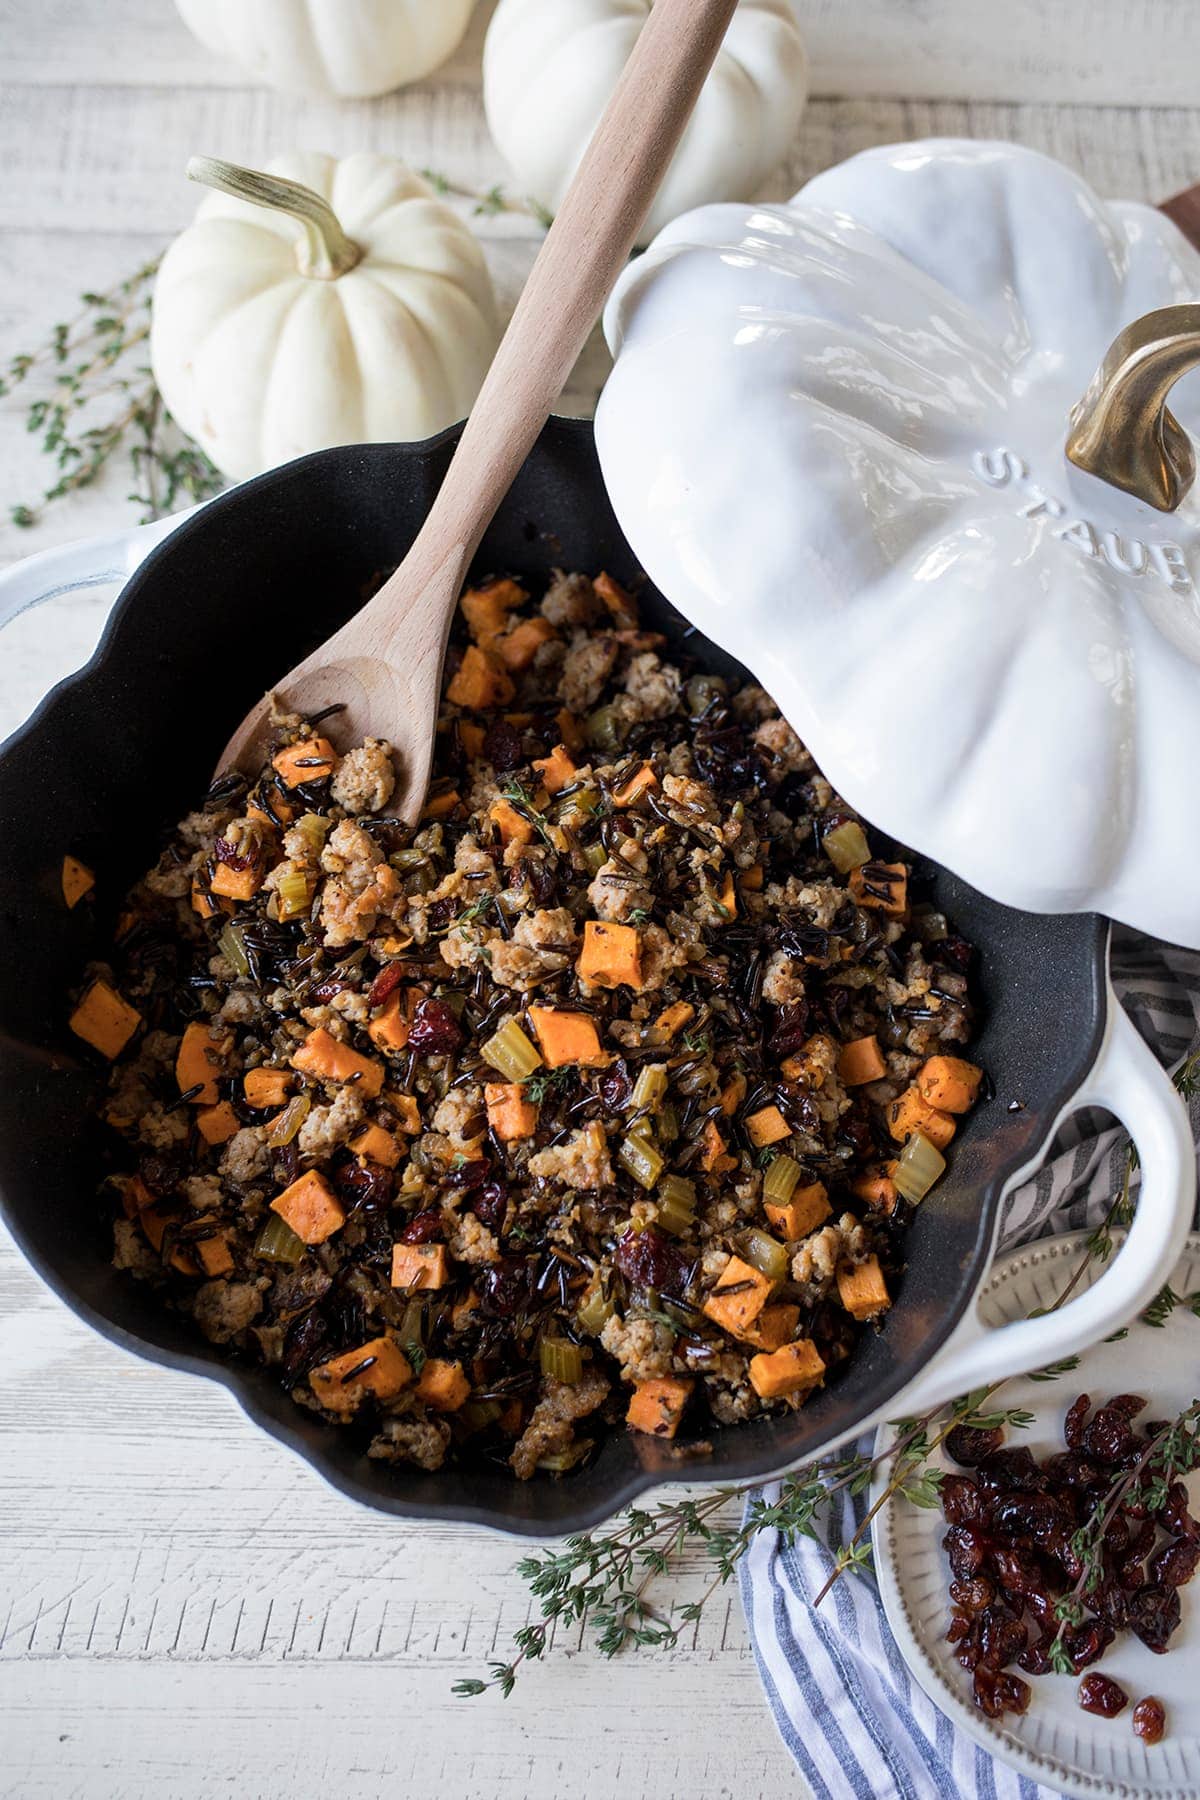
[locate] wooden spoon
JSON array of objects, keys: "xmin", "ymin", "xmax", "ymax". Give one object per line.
[{"xmin": 217, "ymin": 0, "xmax": 740, "ymax": 814}]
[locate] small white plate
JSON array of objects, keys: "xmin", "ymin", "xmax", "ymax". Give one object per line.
[{"xmin": 874, "ymin": 1230, "xmax": 1200, "ymax": 1800}]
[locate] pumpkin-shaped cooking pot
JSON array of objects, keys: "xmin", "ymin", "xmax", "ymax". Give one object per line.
[{"xmin": 596, "ymin": 139, "xmax": 1200, "ymax": 948}]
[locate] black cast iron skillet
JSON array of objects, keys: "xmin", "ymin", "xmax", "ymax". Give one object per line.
[{"xmin": 0, "ymin": 417, "xmax": 1176, "ymax": 1536}]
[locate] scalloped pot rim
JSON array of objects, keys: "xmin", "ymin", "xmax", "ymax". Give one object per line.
[{"xmin": 596, "ymin": 138, "xmax": 1200, "ymax": 949}]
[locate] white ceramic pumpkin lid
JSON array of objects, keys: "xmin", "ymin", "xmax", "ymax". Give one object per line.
[{"xmin": 595, "ymin": 139, "xmax": 1200, "ymax": 949}]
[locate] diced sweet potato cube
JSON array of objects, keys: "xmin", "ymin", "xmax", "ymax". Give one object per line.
[
  {"xmin": 209, "ymin": 860, "xmax": 264, "ymax": 901},
  {"xmin": 749, "ymin": 1338, "xmax": 826, "ymax": 1401},
  {"xmin": 420, "ymin": 785, "xmax": 461, "ymax": 822},
  {"xmin": 386, "ymin": 1092, "xmax": 421, "ymax": 1135},
  {"xmin": 742, "ymin": 1302, "xmax": 801, "ymax": 1353},
  {"xmin": 69, "ymin": 979, "xmax": 142, "ymax": 1060},
  {"xmin": 765, "ymin": 1180, "xmax": 830, "ymax": 1241},
  {"xmin": 416, "ymin": 1357, "xmax": 471, "ymax": 1413},
  {"xmin": 196, "ymin": 1231, "xmax": 236, "ymax": 1278},
  {"xmin": 838, "ymin": 1035, "xmax": 887, "ymax": 1087},
  {"xmin": 270, "ymin": 1169, "xmax": 345, "ymax": 1245},
  {"xmin": 447, "ymin": 643, "xmax": 515, "ymax": 710},
  {"xmin": 699, "ymin": 1118, "xmax": 736, "ymax": 1173},
  {"xmin": 310, "ymin": 1337, "xmax": 413, "ymax": 1413},
  {"xmin": 176, "ymin": 1020, "xmax": 232, "ymax": 1104},
  {"xmin": 739, "ymin": 864, "xmax": 765, "ymax": 892},
  {"xmin": 62, "ymin": 855, "xmax": 95, "ymax": 909},
  {"xmin": 368, "ymin": 991, "xmax": 413, "ymax": 1053},
  {"xmin": 626, "ymin": 1376, "xmax": 693, "ymax": 1438},
  {"xmin": 849, "ymin": 861, "xmax": 908, "ymax": 917},
  {"xmin": 837, "ymin": 1254, "xmax": 891, "ymax": 1321},
  {"xmin": 138, "ymin": 1202, "xmax": 199, "ymax": 1275},
  {"xmin": 916, "ymin": 1055, "xmax": 983, "ymax": 1115},
  {"xmin": 746, "ymin": 1105, "xmax": 791, "ymax": 1148},
  {"xmin": 720, "ymin": 1071, "xmax": 747, "ymax": 1117},
  {"xmin": 594, "ymin": 570, "xmax": 638, "ymax": 629},
  {"xmin": 532, "ymin": 743, "xmax": 577, "ymax": 795},
  {"xmin": 610, "ymin": 763, "xmax": 658, "ymax": 808},
  {"xmin": 390, "ymin": 1243, "xmax": 450, "ymax": 1290},
  {"xmin": 702, "ymin": 1256, "xmax": 773, "ymax": 1337},
  {"xmin": 578, "ymin": 919, "xmax": 642, "ymax": 990},
  {"xmin": 196, "ymin": 1101, "xmax": 240, "ymax": 1146},
  {"xmin": 350, "ymin": 1123, "xmax": 401, "ymax": 1169},
  {"xmin": 273, "ymin": 736, "xmax": 337, "ymax": 788},
  {"xmin": 292, "ymin": 1027, "xmax": 383, "ymax": 1098},
  {"xmin": 243, "ymin": 1067, "xmax": 293, "ymax": 1109},
  {"xmin": 450, "ymin": 1291, "xmax": 481, "ymax": 1331},
  {"xmin": 489, "ymin": 797, "xmax": 535, "ymax": 846},
  {"xmin": 191, "ymin": 876, "xmax": 233, "ymax": 920},
  {"xmin": 780, "ymin": 1034, "xmax": 839, "ymax": 1087},
  {"xmin": 485, "ymin": 1082, "xmax": 539, "ymax": 1141},
  {"xmin": 556, "ymin": 707, "xmax": 585, "ymax": 752},
  {"xmin": 461, "ymin": 577, "xmax": 526, "ymax": 642},
  {"xmin": 528, "ymin": 1006, "xmax": 606, "ymax": 1068},
  {"xmin": 714, "ymin": 870, "xmax": 737, "ymax": 920},
  {"xmin": 494, "ymin": 615, "xmax": 556, "ymax": 671},
  {"xmin": 853, "ymin": 1165, "xmax": 899, "ymax": 1214},
  {"xmin": 651, "ymin": 1000, "xmax": 694, "ymax": 1043},
  {"xmin": 458, "ymin": 719, "xmax": 486, "ymax": 760},
  {"xmin": 887, "ymin": 1085, "xmax": 956, "ymax": 1150}
]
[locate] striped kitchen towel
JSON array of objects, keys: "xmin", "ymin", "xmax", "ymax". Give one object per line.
[{"xmin": 740, "ymin": 929, "xmax": 1200, "ymax": 1800}]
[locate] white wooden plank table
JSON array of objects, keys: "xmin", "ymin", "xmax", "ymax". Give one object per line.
[{"xmin": 2, "ymin": 5, "xmax": 1199, "ymax": 1795}]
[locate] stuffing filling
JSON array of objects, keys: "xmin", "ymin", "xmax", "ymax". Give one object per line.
[{"xmin": 74, "ymin": 567, "xmax": 983, "ymax": 1478}]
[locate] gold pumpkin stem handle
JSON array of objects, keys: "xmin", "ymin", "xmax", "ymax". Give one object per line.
[
  {"xmin": 1066, "ymin": 303, "xmax": 1200, "ymax": 512},
  {"xmin": 186, "ymin": 155, "xmax": 363, "ymax": 281}
]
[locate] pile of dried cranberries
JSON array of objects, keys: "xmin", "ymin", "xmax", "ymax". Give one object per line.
[{"xmin": 938, "ymin": 1393, "xmax": 1197, "ymax": 1739}]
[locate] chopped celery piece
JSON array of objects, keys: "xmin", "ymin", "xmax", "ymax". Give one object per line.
[
  {"xmin": 823, "ymin": 819, "xmax": 871, "ymax": 873},
  {"xmin": 656, "ymin": 1175, "xmax": 697, "ymax": 1237},
  {"xmin": 390, "ymin": 847, "xmax": 429, "ymax": 872},
  {"xmin": 657, "ymin": 1102, "xmax": 680, "ymax": 1146},
  {"xmin": 218, "ymin": 923, "xmax": 250, "ymax": 977},
  {"xmin": 630, "ymin": 1064, "xmax": 668, "ymax": 1112},
  {"xmin": 585, "ymin": 703, "xmax": 625, "ymax": 753},
  {"xmin": 581, "ymin": 842, "xmax": 608, "ymax": 876},
  {"xmin": 619, "ymin": 1133, "xmax": 664, "ymax": 1190},
  {"xmin": 763, "ymin": 1153, "xmax": 803, "ymax": 1208},
  {"xmin": 537, "ymin": 1440, "xmax": 593, "ymax": 1473},
  {"xmin": 292, "ymin": 811, "xmax": 330, "ymax": 855},
  {"xmin": 459, "ymin": 1399, "xmax": 502, "ymax": 1433},
  {"xmin": 396, "ymin": 1299, "xmax": 425, "ymax": 1346},
  {"xmin": 894, "ymin": 1130, "xmax": 946, "ymax": 1203},
  {"xmin": 276, "ymin": 867, "xmax": 314, "ymax": 922},
  {"xmin": 264, "ymin": 1091, "xmax": 311, "ymax": 1147},
  {"xmin": 539, "ymin": 1338, "xmax": 584, "ymax": 1383},
  {"xmin": 254, "ymin": 1212, "xmax": 306, "ymax": 1264},
  {"xmin": 481, "ymin": 1016, "xmax": 543, "ymax": 1081},
  {"xmin": 741, "ymin": 1228, "xmax": 789, "ymax": 1283},
  {"xmin": 576, "ymin": 1281, "xmax": 616, "ymax": 1335},
  {"xmin": 556, "ymin": 786, "xmax": 599, "ymax": 823}
]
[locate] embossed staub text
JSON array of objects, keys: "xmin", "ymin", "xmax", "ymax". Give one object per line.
[{"xmin": 972, "ymin": 448, "xmax": 1195, "ymax": 594}]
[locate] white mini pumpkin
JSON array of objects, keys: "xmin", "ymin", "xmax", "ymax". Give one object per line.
[
  {"xmin": 482, "ymin": 0, "xmax": 807, "ymax": 247},
  {"xmin": 596, "ymin": 140, "xmax": 1200, "ymax": 946},
  {"xmin": 174, "ymin": 0, "xmax": 475, "ymax": 100},
  {"xmin": 151, "ymin": 152, "xmax": 499, "ymax": 483}
]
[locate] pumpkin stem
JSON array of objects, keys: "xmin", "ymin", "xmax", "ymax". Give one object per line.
[
  {"xmin": 186, "ymin": 156, "xmax": 363, "ymax": 280},
  {"xmin": 1066, "ymin": 303, "xmax": 1200, "ymax": 512}
]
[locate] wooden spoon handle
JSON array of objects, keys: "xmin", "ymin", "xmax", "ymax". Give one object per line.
[{"xmin": 368, "ymin": 0, "xmax": 740, "ymax": 641}]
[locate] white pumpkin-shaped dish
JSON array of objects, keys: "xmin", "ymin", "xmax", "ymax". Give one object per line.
[
  {"xmin": 151, "ymin": 153, "xmax": 499, "ymax": 483},
  {"xmin": 482, "ymin": 0, "xmax": 807, "ymax": 248},
  {"xmin": 596, "ymin": 139, "xmax": 1200, "ymax": 948},
  {"xmin": 174, "ymin": 0, "xmax": 475, "ymax": 100}
]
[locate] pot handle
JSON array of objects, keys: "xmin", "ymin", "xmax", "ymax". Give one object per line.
[
  {"xmin": 0, "ymin": 505, "xmax": 201, "ymax": 634},
  {"xmin": 894, "ymin": 994, "xmax": 1195, "ymax": 1419}
]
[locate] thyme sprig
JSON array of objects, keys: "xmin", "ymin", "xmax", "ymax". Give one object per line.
[{"xmin": 3, "ymin": 257, "xmax": 222, "ymax": 529}]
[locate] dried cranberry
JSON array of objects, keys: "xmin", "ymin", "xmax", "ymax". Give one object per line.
[
  {"xmin": 478, "ymin": 1258, "xmax": 533, "ymax": 1317},
  {"xmin": 407, "ymin": 997, "xmax": 464, "ymax": 1055},
  {"xmin": 515, "ymin": 855, "xmax": 557, "ymax": 906},
  {"xmin": 976, "ymin": 1447, "xmax": 1049, "ymax": 1494},
  {"xmin": 1078, "ymin": 1673, "xmax": 1128, "ymax": 1718},
  {"xmin": 333, "ymin": 1157, "xmax": 393, "ymax": 1211},
  {"xmin": 470, "ymin": 1181, "xmax": 508, "ymax": 1230},
  {"xmin": 1094, "ymin": 1582, "xmax": 1131, "ymax": 1630},
  {"xmin": 598, "ymin": 1063, "xmax": 631, "ymax": 1110},
  {"xmin": 1127, "ymin": 1584, "xmax": 1182, "ymax": 1653},
  {"xmin": 138, "ymin": 1150, "xmax": 185, "ymax": 1197},
  {"xmin": 940, "ymin": 1474, "xmax": 983, "ymax": 1525},
  {"xmin": 943, "ymin": 1525, "xmax": 990, "ymax": 1580},
  {"xmin": 1152, "ymin": 1537, "xmax": 1200, "ymax": 1590},
  {"xmin": 614, "ymin": 1224, "xmax": 690, "ymax": 1296},
  {"xmin": 1062, "ymin": 1618, "xmax": 1115, "ymax": 1672},
  {"xmin": 1158, "ymin": 1480, "xmax": 1199, "ymax": 1539},
  {"xmin": 309, "ymin": 972, "xmax": 355, "ymax": 1003},
  {"xmin": 767, "ymin": 1000, "xmax": 811, "ymax": 1059},
  {"xmin": 1131, "ymin": 1696, "xmax": 1166, "ymax": 1744},
  {"xmin": 213, "ymin": 835, "xmax": 256, "ymax": 871},
  {"xmin": 937, "ymin": 935, "xmax": 975, "ymax": 973},
  {"xmin": 1083, "ymin": 1406, "xmax": 1135, "ymax": 1464},
  {"xmin": 1064, "ymin": 1393, "xmax": 1091, "ymax": 1450},
  {"xmin": 366, "ymin": 963, "xmax": 405, "ymax": 1010},
  {"xmin": 977, "ymin": 1604, "xmax": 1027, "ymax": 1670},
  {"xmin": 1108, "ymin": 1392, "xmax": 1148, "ymax": 1420},
  {"xmin": 426, "ymin": 896, "xmax": 458, "ymax": 931},
  {"xmin": 777, "ymin": 1082, "xmax": 821, "ymax": 1135},
  {"xmin": 945, "ymin": 1423, "xmax": 1005, "ymax": 1467},
  {"xmin": 281, "ymin": 1309, "xmax": 330, "ymax": 1382},
  {"xmin": 987, "ymin": 1491, "xmax": 1064, "ymax": 1544},
  {"xmin": 1043, "ymin": 1451, "xmax": 1101, "ymax": 1489},
  {"xmin": 972, "ymin": 1667, "xmax": 1030, "ymax": 1719},
  {"xmin": 1019, "ymin": 1632, "xmax": 1055, "ymax": 1676},
  {"xmin": 400, "ymin": 1209, "xmax": 444, "ymax": 1244},
  {"xmin": 989, "ymin": 1546, "xmax": 1048, "ymax": 1599},
  {"xmin": 482, "ymin": 719, "xmax": 525, "ymax": 772},
  {"xmin": 949, "ymin": 1577, "xmax": 995, "ymax": 1614},
  {"xmin": 946, "ymin": 1613, "xmax": 970, "ymax": 1644}
]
